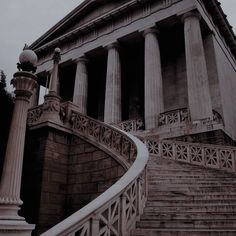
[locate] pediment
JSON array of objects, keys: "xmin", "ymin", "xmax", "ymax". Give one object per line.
[{"xmin": 30, "ymin": 0, "xmax": 132, "ymax": 50}]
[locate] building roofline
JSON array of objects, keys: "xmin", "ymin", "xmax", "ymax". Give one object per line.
[{"xmin": 30, "ymin": 0, "xmax": 236, "ymax": 59}]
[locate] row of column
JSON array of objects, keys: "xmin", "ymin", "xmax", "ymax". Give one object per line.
[{"xmin": 72, "ymin": 11, "xmax": 213, "ymax": 129}]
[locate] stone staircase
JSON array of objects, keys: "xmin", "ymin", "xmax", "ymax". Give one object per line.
[{"xmin": 131, "ymin": 155, "xmax": 236, "ymax": 236}]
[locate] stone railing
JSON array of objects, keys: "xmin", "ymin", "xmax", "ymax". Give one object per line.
[
  {"xmin": 145, "ymin": 138, "xmax": 236, "ymax": 173},
  {"xmin": 37, "ymin": 105, "xmax": 149, "ymax": 236},
  {"xmin": 158, "ymin": 108, "xmax": 190, "ymax": 126},
  {"xmin": 116, "ymin": 118, "xmax": 144, "ymax": 133},
  {"xmin": 158, "ymin": 108, "xmax": 223, "ymax": 127},
  {"xmin": 27, "ymin": 104, "xmax": 43, "ymax": 125}
]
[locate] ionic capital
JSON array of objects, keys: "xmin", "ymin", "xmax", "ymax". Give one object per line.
[
  {"xmin": 181, "ymin": 11, "xmax": 201, "ymax": 23},
  {"xmin": 105, "ymin": 41, "xmax": 120, "ymax": 51},
  {"xmin": 75, "ymin": 56, "xmax": 88, "ymax": 64},
  {"xmin": 142, "ymin": 27, "xmax": 160, "ymax": 37}
]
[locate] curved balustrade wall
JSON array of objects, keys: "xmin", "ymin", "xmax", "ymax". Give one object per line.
[{"xmin": 27, "ymin": 102, "xmax": 149, "ymax": 236}]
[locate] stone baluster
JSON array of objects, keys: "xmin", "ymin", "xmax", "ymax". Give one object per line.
[
  {"xmin": 143, "ymin": 28, "xmax": 164, "ymax": 130},
  {"xmin": 42, "ymin": 48, "xmax": 62, "ymax": 123},
  {"xmin": 0, "ymin": 70, "xmax": 37, "ymax": 235},
  {"xmin": 182, "ymin": 11, "xmax": 213, "ymax": 121},
  {"xmin": 73, "ymin": 56, "xmax": 88, "ymax": 114},
  {"xmin": 104, "ymin": 42, "xmax": 122, "ymax": 124}
]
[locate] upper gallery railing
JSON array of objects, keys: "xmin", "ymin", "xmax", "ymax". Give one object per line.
[
  {"xmin": 158, "ymin": 108, "xmax": 223, "ymax": 127},
  {"xmin": 28, "ymin": 102, "xmax": 149, "ymax": 236},
  {"xmin": 145, "ymin": 138, "xmax": 236, "ymax": 173},
  {"xmin": 116, "ymin": 118, "xmax": 144, "ymax": 133}
]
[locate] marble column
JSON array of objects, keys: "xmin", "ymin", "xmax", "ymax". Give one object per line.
[
  {"xmin": 183, "ymin": 11, "xmax": 213, "ymax": 121},
  {"xmin": 104, "ymin": 42, "xmax": 122, "ymax": 124},
  {"xmin": 73, "ymin": 56, "xmax": 88, "ymax": 114},
  {"xmin": 0, "ymin": 71, "xmax": 37, "ymax": 235},
  {"xmin": 143, "ymin": 28, "xmax": 164, "ymax": 130}
]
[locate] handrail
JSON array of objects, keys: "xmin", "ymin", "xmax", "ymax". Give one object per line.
[
  {"xmin": 145, "ymin": 138, "xmax": 236, "ymax": 173},
  {"xmin": 157, "ymin": 108, "xmax": 223, "ymax": 127},
  {"xmin": 116, "ymin": 118, "xmax": 144, "ymax": 133},
  {"xmin": 39, "ymin": 109, "xmax": 149, "ymax": 236}
]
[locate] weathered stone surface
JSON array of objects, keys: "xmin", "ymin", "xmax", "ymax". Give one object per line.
[{"xmin": 131, "ymin": 156, "xmax": 236, "ymax": 235}]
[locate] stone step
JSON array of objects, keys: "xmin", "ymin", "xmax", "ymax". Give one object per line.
[
  {"xmin": 148, "ymin": 177, "xmax": 236, "ymax": 182},
  {"xmin": 148, "ymin": 170, "xmax": 234, "ymax": 176},
  {"xmin": 147, "ymin": 191, "xmax": 236, "ymax": 197},
  {"xmin": 147, "ymin": 186, "xmax": 236, "ymax": 193},
  {"xmin": 144, "ymin": 205, "xmax": 236, "ymax": 213},
  {"xmin": 147, "ymin": 194, "xmax": 236, "ymax": 201},
  {"xmin": 136, "ymin": 219, "xmax": 236, "ymax": 229},
  {"xmin": 144, "ymin": 200, "xmax": 236, "ymax": 206},
  {"xmin": 148, "ymin": 183, "xmax": 236, "ymax": 188},
  {"xmin": 140, "ymin": 212, "xmax": 236, "ymax": 221},
  {"xmin": 131, "ymin": 229, "xmax": 236, "ymax": 236}
]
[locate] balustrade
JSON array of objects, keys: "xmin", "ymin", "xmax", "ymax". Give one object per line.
[
  {"xmin": 145, "ymin": 139, "xmax": 236, "ymax": 173},
  {"xmin": 117, "ymin": 118, "xmax": 144, "ymax": 133},
  {"xmin": 27, "ymin": 102, "xmax": 149, "ymax": 236},
  {"xmin": 157, "ymin": 108, "xmax": 223, "ymax": 127},
  {"xmin": 158, "ymin": 108, "xmax": 189, "ymax": 126}
]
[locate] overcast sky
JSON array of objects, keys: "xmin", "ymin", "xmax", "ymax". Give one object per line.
[{"xmin": 0, "ymin": 0, "xmax": 236, "ymax": 89}]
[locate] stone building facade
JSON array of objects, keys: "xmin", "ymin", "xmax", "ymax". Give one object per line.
[{"xmin": 20, "ymin": 0, "xmax": 236, "ymax": 235}]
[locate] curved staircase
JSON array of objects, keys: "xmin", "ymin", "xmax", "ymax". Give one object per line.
[
  {"xmin": 28, "ymin": 104, "xmax": 236, "ymax": 236},
  {"xmin": 131, "ymin": 155, "xmax": 236, "ymax": 236}
]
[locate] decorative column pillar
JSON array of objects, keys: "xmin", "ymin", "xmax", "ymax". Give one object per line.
[
  {"xmin": 104, "ymin": 42, "xmax": 122, "ymax": 124},
  {"xmin": 143, "ymin": 28, "xmax": 164, "ymax": 130},
  {"xmin": 0, "ymin": 49, "xmax": 38, "ymax": 235},
  {"xmin": 182, "ymin": 11, "xmax": 213, "ymax": 121},
  {"xmin": 73, "ymin": 56, "xmax": 88, "ymax": 114},
  {"xmin": 29, "ymin": 85, "xmax": 39, "ymax": 108},
  {"xmin": 42, "ymin": 48, "xmax": 61, "ymax": 123}
]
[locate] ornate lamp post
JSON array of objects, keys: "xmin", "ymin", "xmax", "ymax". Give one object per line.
[{"xmin": 0, "ymin": 46, "xmax": 38, "ymax": 235}]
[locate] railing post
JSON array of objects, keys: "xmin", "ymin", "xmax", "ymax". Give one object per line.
[
  {"xmin": 121, "ymin": 194, "xmax": 127, "ymax": 236},
  {"xmin": 173, "ymin": 142, "xmax": 176, "ymax": 160},
  {"xmin": 137, "ymin": 177, "xmax": 142, "ymax": 216},
  {"xmin": 91, "ymin": 215, "xmax": 99, "ymax": 235}
]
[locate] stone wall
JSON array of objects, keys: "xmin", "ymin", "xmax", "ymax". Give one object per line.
[
  {"xmin": 21, "ymin": 127, "xmax": 125, "ymax": 235},
  {"xmin": 213, "ymin": 35, "xmax": 236, "ymax": 140},
  {"xmin": 204, "ymin": 34, "xmax": 222, "ymax": 115},
  {"xmin": 67, "ymin": 135, "xmax": 125, "ymax": 214}
]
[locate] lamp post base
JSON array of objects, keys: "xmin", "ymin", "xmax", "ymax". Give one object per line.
[{"xmin": 0, "ymin": 219, "xmax": 34, "ymax": 236}]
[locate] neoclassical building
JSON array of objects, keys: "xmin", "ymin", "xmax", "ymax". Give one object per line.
[
  {"xmin": 13, "ymin": 0, "xmax": 236, "ymax": 235},
  {"xmin": 29, "ymin": 0, "xmax": 236, "ymax": 141}
]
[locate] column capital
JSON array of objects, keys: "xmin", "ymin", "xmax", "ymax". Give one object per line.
[
  {"xmin": 11, "ymin": 72, "xmax": 38, "ymax": 100},
  {"xmin": 105, "ymin": 41, "xmax": 120, "ymax": 51},
  {"xmin": 181, "ymin": 11, "xmax": 201, "ymax": 23},
  {"xmin": 75, "ymin": 56, "xmax": 88, "ymax": 64},
  {"xmin": 142, "ymin": 27, "xmax": 160, "ymax": 37}
]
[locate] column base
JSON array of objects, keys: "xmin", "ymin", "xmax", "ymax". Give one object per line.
[
  {"xmin": 0, "ymin": 204, "xmax": 23, "ymax": 221},
  {"xmin": 0, "ymin": 219, "xmax": 35, "ymax": 236},
  {"xmin": 41, "ymin": 93, "xmax": 62, "ymax": 124}
]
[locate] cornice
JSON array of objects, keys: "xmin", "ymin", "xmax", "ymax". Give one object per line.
[
  {"xmin": 202, "ymin": 0, "xmax": 236, "ymax": 58},
  {"xmin": 30, "ymin": 0, "xmax": 150, "ymax": 53},
  {"xmin": 31, "ymin": 0, "xmax": 236, "ymax": 61},
  {"xmin": 30, "ymin": 0, "xmax": 93, "ymax": 49}
]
